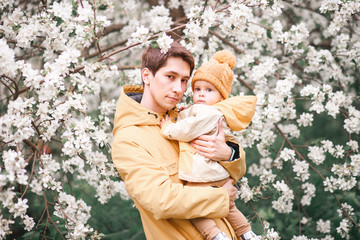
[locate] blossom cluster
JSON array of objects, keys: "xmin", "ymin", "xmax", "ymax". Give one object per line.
[{"xmin": 1, "ymin": 0, "xmax": 129, "ymax": 239}]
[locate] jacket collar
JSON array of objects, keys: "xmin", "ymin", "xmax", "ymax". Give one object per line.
[{"xmin": 113, "ymin": 85, "xmax": 178, "ymax": 135}]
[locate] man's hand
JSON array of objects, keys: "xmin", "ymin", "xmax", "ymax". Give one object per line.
[
  {"xmin": 190, "ymin": 118, "xmax": 232, "ymax": 161},
  {"xmin": 178, "ymin": 105, "xmax": 190, "ymax": 112},
  {"xmin": 222, "ymin": 178, "xmax": 237, "ymax": 207}
]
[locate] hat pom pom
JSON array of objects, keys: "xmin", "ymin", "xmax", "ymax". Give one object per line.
[{"xmin": 212, "ymin": 50, "xmax": 236, "ymax": 69}]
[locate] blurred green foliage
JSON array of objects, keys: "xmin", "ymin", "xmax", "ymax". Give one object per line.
[{"xmin": 78, "ymin": 183, "xmax": 145, "ymax": 240}]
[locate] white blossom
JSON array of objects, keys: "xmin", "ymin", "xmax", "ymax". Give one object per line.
[
  {"xmin": 74, "ymin": 0, "xmax": 94, "ymax": 22},
  {"xmin": 51, "ymin": 1, "xmax": 73, "ymax": 22},
  {"xmin": 145, "ymin": 5, "xmax": 172, "ymax": 32},
  {"xmin": 280, "ymin": 23, "xmax": 309, "ymax": 55},
  {"xmin": 316, "ymin": 219, "xmax": 331, "ymax": 234},
  {"xmin": 293, "ymin": 160, "xmax": 310, "ymax": 182},
  {"xmin": 272, "ymin": 180, "xmax": 294, "ymax": 213},
  {"xmin": 156, "ymin": 33, "xmax": 174, "ymax": 54},
  {"xmin": 249, "ymin": 157, "xmax": 273, "ymax": 176},
  {"xmin": 0, "ymin": 214, "xmax": 15, "ymax": 239},
  {"xmin": 0, "ymin": 38, "xmax": 17, "ymax": 77},
  {"xmin": 275, "ymin": 78, "xmax": 295, "ymax": 98},
  {"xmin": 323, "ymin": 175, "xmax": 356, "ymax": 192},
  {"xmin": 127, "ymin": 25, "xmax": 150, "ymax": 45},
  {"xmin": 92, "ymin": 129, "xmax": 109, "ymax": 147},
  {"xmin": 0, "ymin": 188, "xmax": 16, "ymax": 208},
  {"xmin": 308, "ymin": 146, "xmax": 326, "ymax": 165},
  {"xmin": 0, "ymin": 169, "xmax": 6, "ymax": 188},
  {"xmin": 301, "ymin": 182, "xmax": 315, "ymax": 206},
  {"xmin": 336, "ymin": 219, "xmax": 351, "ymax": 239},
  {"xmin": 291, "ymin": 236, "xmax": 308, "ymax": 240},
  {"xmin": 95, "ymin": 180, "xmax": 126, "ymax": 204},
  {"xmin": 279, "ymin": 148, "xmax": 296, "ymax": 162},
  {"xmin": 350, "ymin": 154, "xmax": 360, "ymax": 176},
  {"xmin": 168, "ymin": 0, "xmax": 181, "ymax": 9},
  {"xmin": 300, "ymin": 217, "xmax": 309, "ymax": 225},
  {"xmin": 0, "ymin": 97, "xmax": 36, "ymax": 145},
  {"xmin": 337, "ymin": 202, "xmax": 354, "ymax": 217},
  {"xmin": 2, "ymin": 150, "xmax": 28, "ymax": 185},
  {"xmin": 29, "ymin": 179, "xmax": 43, "ymax": 196},
  {"xmin": 22, "ymin": 215, "xmax": 35, "ymax": 231},
  {"xmin": 278, "ymin": 124, "xmax": 300, "ymax": 139},
  {"xmin": 297, "ymin": 113, "xmax": 313, "ymax": 127},
  {"xmin": 275, "ymin": 147, "xmax": 295, "ymax": 169},
  {"xmin": 332, "ymin": 145, "xmax": 345, "ymax": 158},
  {"xmin": 237, "ymin": 177, "xmax": 254, "ymax": 203},
  {"xmin": 123, "ymin": 69, "xmax": 142, "ymax": 85},
  {"xmin": 344, "ymin": 106, "xmax": 360, "ymax": 134},
  {"xmin": 266, "ymin": 227, "xmax": 280, "ymax": 240},
  {"xmin": 347, "ymin": 140, "xmax": 358, "ymax": 152},
  {"xmin": 321, "ymin": 140, "xmax": 335, "ymax": 154},
  {"xmin": 9, "ymin": 198, "xmax": 29, "ymax": 218},
  {"xmin": 54, "ymin": 191, "xmax": 92, "ymax": 237},
  {"xmin": 259, "ymin": 169, "xmax": 276, "ymax": 185}
]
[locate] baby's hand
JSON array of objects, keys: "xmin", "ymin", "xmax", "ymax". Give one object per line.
[{"xmin": 160, "ymin": 115, "xmax": 171, "ymax": 127}]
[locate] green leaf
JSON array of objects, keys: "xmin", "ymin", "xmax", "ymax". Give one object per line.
[
  {"xmin": 150, "ymin": 40, "xmax": 159, "ymax": 49},
  {"xmin": 12, "ymin": 24, "xmax": 21, "ymax": 31},
  {"xmin": 69, "ymin": 30, "xmax": 76, "ymax": 37},
  {"xmin": 55, "ymin": 17, "xmax": 64, "ymax": 27},
  {"xmin": 22, "ymin": 231, "xmax": 41, "ymax": 240},
  {"xmin": 98, "ymin": 4, "xmax": 108, "ymax": 11},
  {"xmin": 266, "ymin": 29, "xmax": 272, "ymax": 39}
]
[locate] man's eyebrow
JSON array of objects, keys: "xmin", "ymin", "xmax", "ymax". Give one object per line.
[{"xmin": 165, "ymin": 70, "xmax": 190, "ymax": 79}]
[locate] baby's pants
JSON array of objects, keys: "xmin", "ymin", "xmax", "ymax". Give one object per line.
[{"xmin": 187, "ymin": 178, "xmax": 251, "ymax": 240}]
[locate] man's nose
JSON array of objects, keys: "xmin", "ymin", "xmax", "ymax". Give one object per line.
[{"xmin": 172, "ymin": 79, "xmax": 182, "ymax": 92}]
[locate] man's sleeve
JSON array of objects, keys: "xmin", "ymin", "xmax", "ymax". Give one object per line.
[
  {"xmin": 219, "ymin": 145, "xmax": 246, "ymax": 182},
  {"xmin": 226, "ymin": 141, "xmax": 240, "ymax": 161},
  {"xmin": 112, "ymin": 130, "xmax": 230, "ymax": 220}
]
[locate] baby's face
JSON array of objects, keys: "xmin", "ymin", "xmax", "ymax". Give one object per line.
[{"xmin": 192, "ymin": 80, "xmax": 223, "ymax": 105}]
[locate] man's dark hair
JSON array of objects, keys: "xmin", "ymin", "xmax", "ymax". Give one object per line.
[{"xmin": 141, "ymin": 41, "xmax": 195, "ymax": 76}]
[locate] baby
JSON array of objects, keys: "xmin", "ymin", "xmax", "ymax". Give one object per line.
[{"xmin": 161, "ymin": 50, "xmax": 259, "ymax": 240}]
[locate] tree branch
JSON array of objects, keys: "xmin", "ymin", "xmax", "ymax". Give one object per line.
[
  {"xmin": 21, "ymin": 153, "xmax": 36, "ymax": 198},
  {"xmin": 23, "ymin": 139, "xmax": 39, "ymax": 153},
  {"xmin": 274, "ymin": 123, "xmax": 325, "ymax": 180},
  {"xmin": 248, "ymin": 201, "xmax": 265, "ymax": 232},
  {"xmin": 209, "ymin": 30, "xmax": 244, "ymax": 54},
  {"xmin": 274, "ymin": 123, "xmax": 359, "ymax": 229}
]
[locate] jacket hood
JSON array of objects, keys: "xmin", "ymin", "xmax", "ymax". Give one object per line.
[
  {"xmin": 112, "ymin": 85, "xmax": 165, "ymax": 136},
  {"xmin": 215, "ymin": 95, "xmax": 257, "ymax": 131}
]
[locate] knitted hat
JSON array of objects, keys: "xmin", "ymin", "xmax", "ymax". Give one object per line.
[{"xmin": 192, "ymin": 50, "xmax": 236, "ymax": 99}]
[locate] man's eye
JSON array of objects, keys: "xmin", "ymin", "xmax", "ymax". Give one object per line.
[{"xmin": 167, "ymin": 75, "xmax": 174, "ymax": 79}]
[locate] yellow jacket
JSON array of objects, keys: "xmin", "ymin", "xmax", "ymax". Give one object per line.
[{"xmin": 112, "ymin": 85, "xmax": 245, "ymax": 240}]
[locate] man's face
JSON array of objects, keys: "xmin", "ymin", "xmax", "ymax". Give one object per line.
[{"xmin": 142, "ymin": 57, "xmax": 191, "ymax": 113}]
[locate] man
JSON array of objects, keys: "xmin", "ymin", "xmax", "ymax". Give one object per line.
[{"xmin": 112, "ymin": 42, "xmax": 246, "ymax": 240}]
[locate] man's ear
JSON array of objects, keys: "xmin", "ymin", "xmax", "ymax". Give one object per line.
[{"xmin": 142, "ymin": 68, "xmax": 151, "ymax": 85}]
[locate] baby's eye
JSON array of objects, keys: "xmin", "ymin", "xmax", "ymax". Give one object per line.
[
  {"xmin": 206, "ymin": 88, "xmax": 212, "ymax": 92},
  {"xmin": 194, "ymin": 88, "xmax": 200, "ymax": 91}
]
